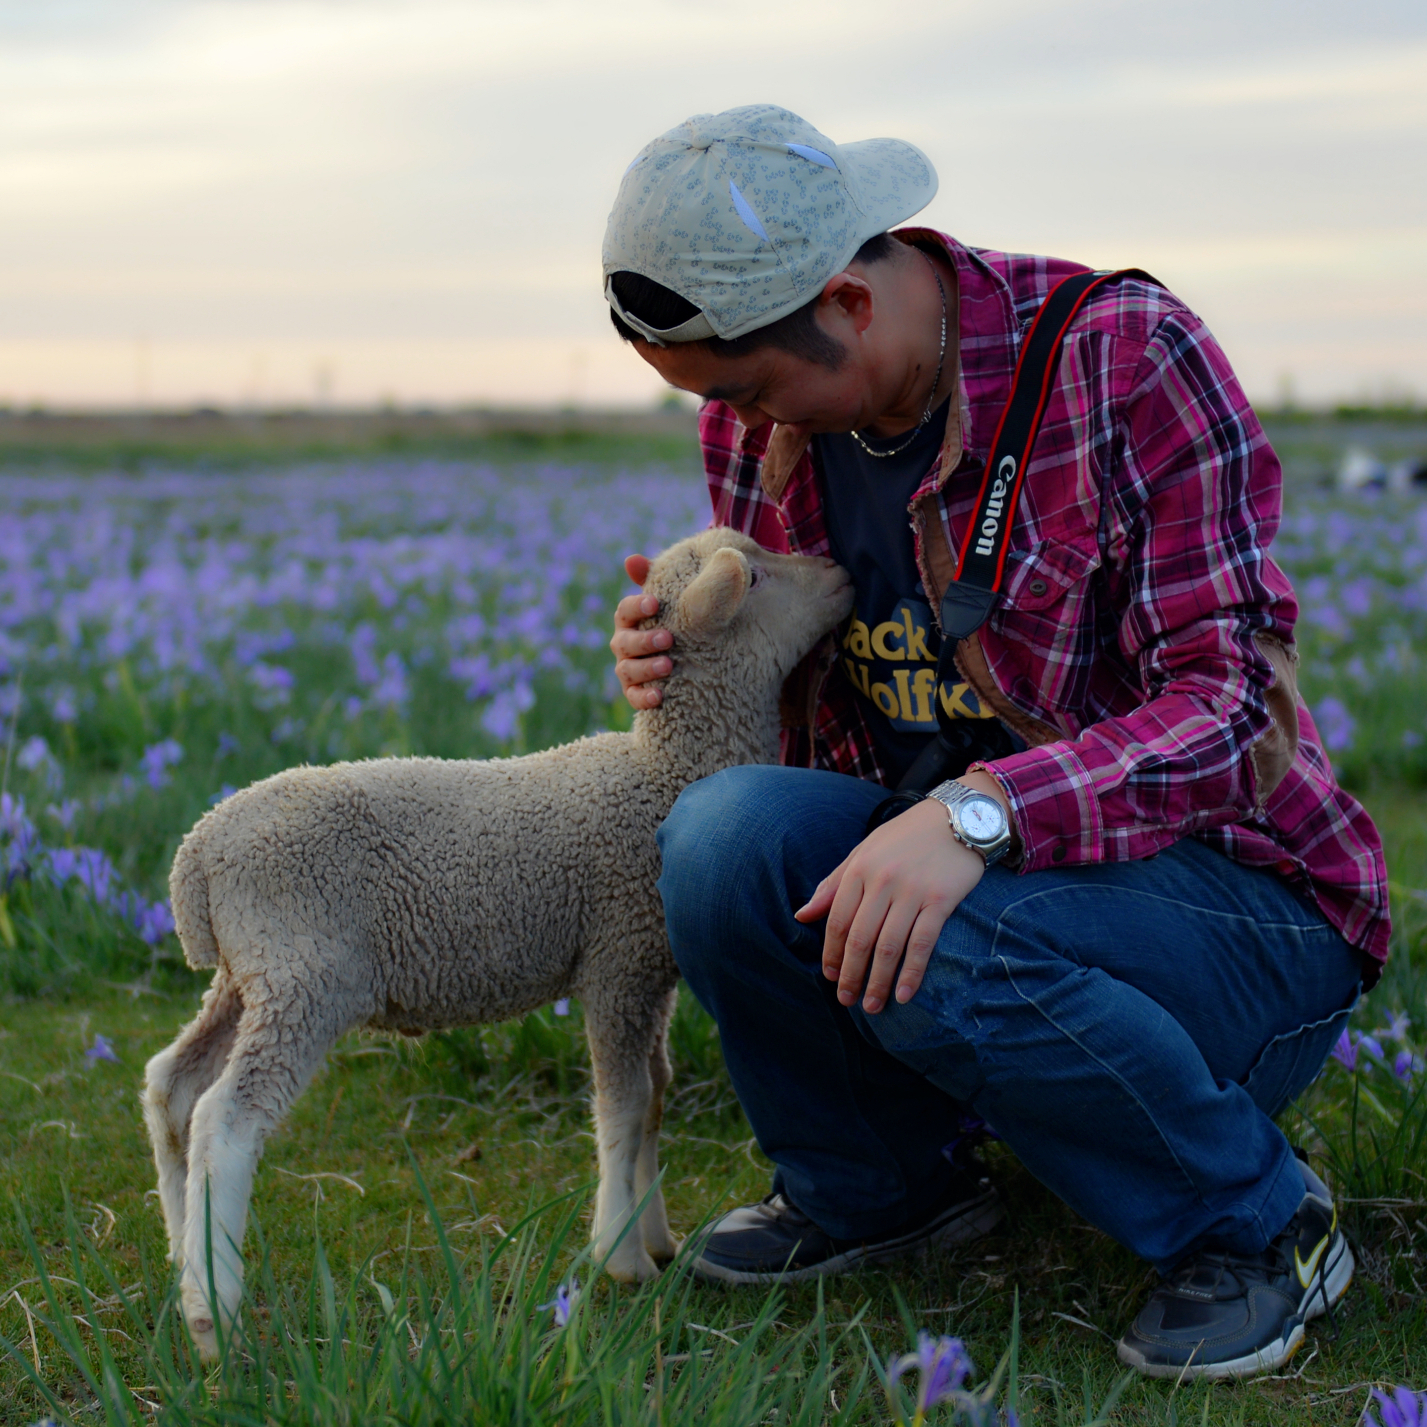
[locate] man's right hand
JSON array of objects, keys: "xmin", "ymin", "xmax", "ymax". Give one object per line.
[{"xmin": 611, "ymin": 553, "xmax": 674, "ymax": 710}]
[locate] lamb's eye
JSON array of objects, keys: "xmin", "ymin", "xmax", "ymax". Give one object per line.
[{"xmin": 749, "ymin": 565, "xmax": 766, "ymax": 589}]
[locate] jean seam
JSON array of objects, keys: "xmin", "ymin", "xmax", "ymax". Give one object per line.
[
  {"xmin": 992, "ymin": 944, "xmax": 1211, "ymax": 1219},
  {"xmin": 984, "ymin": 881, "xmax": 1330, "ymax": 938}
]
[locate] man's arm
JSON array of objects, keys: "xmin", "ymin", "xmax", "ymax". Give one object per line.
[{"xmin": 612, "ymin": 401, "xmax": 789, "ymax": 710}]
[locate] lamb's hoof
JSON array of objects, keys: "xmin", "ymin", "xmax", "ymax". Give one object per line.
[
  {"xmin": 645, "ymin": 1233, "xmax": 682, "ymax": 1267},
  {"xmin": 604, "ymin": 1250, "xmax": 662, "ymax": 1284},
  {"xmin": 188, "ymin": 1316, "xmax": 219, "ymax": 1363}
]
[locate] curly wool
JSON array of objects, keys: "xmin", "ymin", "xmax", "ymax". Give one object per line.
[{"xmin": 143, "ymin": 528, "xmax": 852, "ymax": 1359}]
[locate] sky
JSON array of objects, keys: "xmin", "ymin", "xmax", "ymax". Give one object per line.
[{"xmin": 1, "ymin": 0, "xmax": 1424, "ymax": 410}]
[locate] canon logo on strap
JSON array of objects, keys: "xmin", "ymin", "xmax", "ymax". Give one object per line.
[{"xmin": 974, "ymin": 454, "xmax": 1017, "ymax": 557}]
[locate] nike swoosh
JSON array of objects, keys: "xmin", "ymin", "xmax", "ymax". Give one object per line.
[{"xmin": 1296, "ymin": 1235, "xmax": 1330, "ymax": 1287}]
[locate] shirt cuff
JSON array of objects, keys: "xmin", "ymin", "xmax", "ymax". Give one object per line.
[{"xmin": 970, "ymin": 743, "xmax": 1105, "ymax": 872}]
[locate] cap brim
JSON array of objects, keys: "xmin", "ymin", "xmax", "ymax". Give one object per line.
[{"xmin": 836, "ymin": 136, "xmax": 938, "ymax": 244}]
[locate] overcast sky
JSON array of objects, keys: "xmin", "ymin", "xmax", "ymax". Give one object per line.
[{"xmin": 2, "ymin": 0, "xmax": 1424, "ymax": 409}]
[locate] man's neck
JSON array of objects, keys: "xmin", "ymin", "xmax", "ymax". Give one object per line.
[{"xmin": 859, "ymin": 239, "xmax": 960, "ymax": 440}]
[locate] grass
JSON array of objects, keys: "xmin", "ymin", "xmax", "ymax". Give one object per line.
[
  {"xmin": 0, "ymin": 409, "xmax": 701, "ymax": 474},
  {"xmin": 0, "ymin": 448, "xmax": 1425, "ymax": 1423},
  {"xmin": 0, "ymin": 782, "xmax": 1423, "ymax": 1424}
]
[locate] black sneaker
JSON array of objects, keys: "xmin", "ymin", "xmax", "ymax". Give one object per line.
[
  {"xmin": 690, "ymin": 1166, "xmax": 1003, "ymax": 1285},
  {"xmin": 1117, "ymin": 1157, "xmax": 1354, "ymax": 1380}
]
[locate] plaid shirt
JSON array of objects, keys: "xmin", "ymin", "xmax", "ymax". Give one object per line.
[{"xmin": 699, "ymin": 228, "xmax": 1390, "ymax": 978}]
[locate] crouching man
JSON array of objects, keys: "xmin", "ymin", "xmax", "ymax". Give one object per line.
[{"xmin": 604, "ymin": 104, "xmax": 1388, "ymax": 1380}]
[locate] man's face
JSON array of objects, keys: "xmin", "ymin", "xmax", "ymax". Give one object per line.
[{"xmin": 635, "ymin": 337, "xmax": 869, "ymax": 438}]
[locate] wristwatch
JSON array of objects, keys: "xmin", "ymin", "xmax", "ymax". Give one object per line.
[{"xmin": 926, "ymin": 780, "xmax": 1013, "ymax": 867}]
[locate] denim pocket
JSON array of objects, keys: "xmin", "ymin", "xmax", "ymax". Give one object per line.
[{"xmin": 1241, "ymin": 990, "xmax": 1359, "ymax": 1118}]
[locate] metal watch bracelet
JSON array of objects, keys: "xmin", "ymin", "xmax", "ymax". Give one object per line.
[{"xmin": 926, "ymin": 779, "xmax": 1013, "ymax": 868}]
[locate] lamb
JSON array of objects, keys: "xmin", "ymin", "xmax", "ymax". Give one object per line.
[{"xmin": 142, "ymin": 528, "xmax": 853, "ymax": 1359}]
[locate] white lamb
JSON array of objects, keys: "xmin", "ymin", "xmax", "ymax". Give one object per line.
[{"xmin": 142, "ymin": 528, "xmax": 852, "ymax": 1359}]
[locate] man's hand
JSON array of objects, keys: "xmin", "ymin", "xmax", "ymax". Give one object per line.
[
  {"xmin": 796, "ymin": 772, "xmax": 1015, "ymax": 1014},
  {"xmin": 611, "ymin": 554, "xmax": 674, "ymax": 710}
]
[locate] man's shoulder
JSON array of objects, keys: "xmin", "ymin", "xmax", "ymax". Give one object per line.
[{"xmin": 967, "ymin": 243, "xmax": 1199, "ymax": 351}]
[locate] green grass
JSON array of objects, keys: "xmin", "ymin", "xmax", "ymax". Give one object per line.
[
  {"xmin": 0, "ymin": 781, "xmax": 1423, "ymax": 1424},
  {"xmin": 0, "ymin": 410, "xmax": 702, "ymax": 474},
  {"xmin": 0, "ymin": 453, "xmax": 1425, "ymax": 1423}
]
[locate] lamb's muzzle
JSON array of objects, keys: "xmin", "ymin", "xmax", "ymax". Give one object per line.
[{"xmin": 143, "ymin": 528, "xmax": 853, "ymax": 1361}]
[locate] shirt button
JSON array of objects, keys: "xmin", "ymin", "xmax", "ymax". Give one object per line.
[
  {"xmin": 1028, "ymin": 578, "xmax": 1048, "ymax": 596},
  {"xmin": 1051, "ymin": 846, "xmax": 1066, "ymax": 863}
]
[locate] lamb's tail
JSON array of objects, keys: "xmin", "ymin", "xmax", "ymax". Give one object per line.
[{"xmin": 169, "ymin": 829, "xmax": 220, "ymax": 969}]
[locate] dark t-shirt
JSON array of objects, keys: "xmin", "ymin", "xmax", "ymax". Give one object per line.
[{"xmin": 814, "ymin": 402, "xmax": 1017, "ymax": 786}]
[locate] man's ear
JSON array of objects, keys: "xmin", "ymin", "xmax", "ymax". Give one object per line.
[
  {"xmin": 820, "ymin": 270, "xmax": 875, "ymax": 337},
  {"xmin": 678, "ymin": 547, "xmax": 752, "ymax": 631}
]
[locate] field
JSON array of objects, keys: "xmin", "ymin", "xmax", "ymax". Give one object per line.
[{"xmin": 0, "ymin": 418, "xmax": 1424, "ymax": 1425}]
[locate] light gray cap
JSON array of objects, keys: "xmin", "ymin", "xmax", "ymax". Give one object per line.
[{"xmin": 603, "ymin": 104, "xmax": 937, "ymax": 345}]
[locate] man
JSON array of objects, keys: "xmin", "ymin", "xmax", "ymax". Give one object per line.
[{"xmin": 603, "ymin": 104, "xmax": 1388, "ymax": 1379}]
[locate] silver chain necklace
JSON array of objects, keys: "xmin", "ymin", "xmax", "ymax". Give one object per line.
[{"xmin": 849, "ymin": 253, "xmax": 948, "ymax": 459}]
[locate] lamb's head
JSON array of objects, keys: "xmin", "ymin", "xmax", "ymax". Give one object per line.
[{"xmin": 636, "ymin": 530, "xmax": 853, "ymax": 756}]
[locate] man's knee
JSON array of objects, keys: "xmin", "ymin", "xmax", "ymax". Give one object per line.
[
  {"xmin": 657, "ymin": 768, "xmax": 789, "ymax": 963},
  {"xmin": 659, "ymin": 766, "xmax": 783, "ymax": 888}
]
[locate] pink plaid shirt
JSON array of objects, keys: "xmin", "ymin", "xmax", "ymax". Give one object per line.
[{"xmin": 699, "ymin": 229, "xmax": 1390, "ymax": 978}]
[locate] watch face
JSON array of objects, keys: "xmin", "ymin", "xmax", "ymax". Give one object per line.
[{"xmin": 959, "ymin": 796, "xmax": 1005, "ymax": 842}]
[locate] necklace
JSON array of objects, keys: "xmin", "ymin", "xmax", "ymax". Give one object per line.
[{"xmin": 849, "ymin": 253, "xmax": 948, "ymax": 459}]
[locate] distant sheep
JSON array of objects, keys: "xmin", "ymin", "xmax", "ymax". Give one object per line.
[{"xmin": 143, "ymin": 529, "xmax": 853, "ymax": 1359}]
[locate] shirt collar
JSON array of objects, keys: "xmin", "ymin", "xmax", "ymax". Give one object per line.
[{"xmin": 755, "ymin": 227, "xmax": 1019, "ymax": 504}]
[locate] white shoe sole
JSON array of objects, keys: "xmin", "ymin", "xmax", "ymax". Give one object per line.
[
  {"xmin": 690, "ymin": 1189, "xmax": 1005, "ymax": 1286},
  {"xmin": 1117, "ymin": 1235, "xmax": 1355, "ymax": 1382}
]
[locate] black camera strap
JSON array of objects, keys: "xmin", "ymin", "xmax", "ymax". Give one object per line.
[{"xmin": 879, "ymin": 267, "xmax": 1157, "ymax": 812}]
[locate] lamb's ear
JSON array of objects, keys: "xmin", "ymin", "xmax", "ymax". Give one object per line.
[{"xmin": 678, "ymin": 547, "xmax": 752, "ymax": 632}]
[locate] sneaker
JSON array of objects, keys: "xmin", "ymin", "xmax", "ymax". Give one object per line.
[
  {"xmin": 1117, "ymin": 1157, "xmax": 1354, "ymax": 1380},
  {"xmin": 690, "ymin": 1166, "xmax": 1003, "ymax": 1285}
]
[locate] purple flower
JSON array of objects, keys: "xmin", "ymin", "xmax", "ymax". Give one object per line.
[
  {"xmin": 84, "ymin": 1034, "xmax": 119, "ymax": 1065},
  {"xmin": 1376, "ymin": 1012, "xmax": 1412, "ymax": 1043},
  {"xmin": 72, "ymin": 847, "xmax": 116, "ymax": 904},
  {"xmin": 45, "ymin": 799, "xmax": 81, "ymax": 831},
  {"xmin": 1360, "ymin": 1034, "xmax": 1386, "ymax": 1064},
  {"xmin": 45, "ymin": 847, "xmax": 79, "ymax": 885},
  {"xmin": 139, "ymin": 738, "xmax": 184, "ymax": 788},
  {"xmin": 1332, "ymin": 1028, "xmax": 1359, "ymax": 1072},
  {"xmin": 209, "ymin": 784, "xmax": 238, "ymax": 806},
  {"xmin": 1366, "ymin": 1385, "xmax": 1427, "ymax": 1427},
  {"xmin": 1394, "ymin": 1050, "xmax": 1422, "ymax": 1083},
  {"xmin": 539, "ymin": 1281, "xmax": 578, "ymax": 1327},
  {"xmin": 1312, "ymin": 697, "xmax": 1356, "ymax": 754},
  {"xmin": 216, "ymin": 731, "xmax": 240, "ymax": 758},
  {"xmin": 552, "ymin": 999, "xmax": 571, "ymax": 1017},
  {"xmin": 16, "ymin": 736, "xmax": 52, "ymax": 774},
  {"xmin": 890, "ymin": 1332, "xmax": 974, "ymax": 1413},
  {"xmin": 134, "ymin": 899, "xmax": 176, "ymax": 946}
]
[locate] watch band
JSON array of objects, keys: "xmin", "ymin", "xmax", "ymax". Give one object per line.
[{"xmin": 926, "ymin": 779, "xmax": 1013, "ymax": 867}]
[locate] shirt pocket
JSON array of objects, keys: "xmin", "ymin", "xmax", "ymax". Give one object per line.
[{"xmin": 998, "ymin": 538, "xmax": 1101, "ymax": 612}]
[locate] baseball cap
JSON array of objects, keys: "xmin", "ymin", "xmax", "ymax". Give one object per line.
[{"xmin": 603, "ymin": 104, "xmax": 937, "ymax": 344}]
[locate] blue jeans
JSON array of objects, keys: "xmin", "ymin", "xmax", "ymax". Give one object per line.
[{"xmin": 657, "ymin": 766, "xmax": 1361, "ymax": 1271}]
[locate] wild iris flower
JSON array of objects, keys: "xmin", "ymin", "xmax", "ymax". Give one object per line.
[
  {"xmin": 538, "ymin": 1281, "xmax": 578, "ymax": 1327},
  {"xmin": 84, "ymin": 1034, "xmax": 119, "ymax": 1064},
  {"xmin": 1366, "ymin": 1385, "xmax": 1427, "ymax": 1427},
  {"xmin": 888, "ymin": 1332, "xmax": 979, "ymax": 1424}
]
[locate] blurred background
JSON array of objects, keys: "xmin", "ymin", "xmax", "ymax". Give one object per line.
[
  {"xmin": 3, "ymin": 10, "xmax": 1427, "ymax": 1417},
  {"xmin": 2, "ymin": 0, "xmax": 1424, "ymax": 413}
]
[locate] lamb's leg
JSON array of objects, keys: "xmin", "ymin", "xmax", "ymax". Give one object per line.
[
  {"xmin": 582, "ymin": 987, "xmax": 666, "ymax": 1283},
  {"xmin": 142, "ymin": 973, "xmax": 243, "ymax": 1268},
  {"xmin": 634, "ymin": 987, "xmax": 678, "ymax": 1264},
  {"xmin": 180, "ymin": 995, "xmax": 340, "ymax": 1361}
]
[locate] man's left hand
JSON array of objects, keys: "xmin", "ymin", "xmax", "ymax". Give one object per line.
[{"xmin": 796, "ymin": 772, "xmax": 1013, "ymax": 1014}]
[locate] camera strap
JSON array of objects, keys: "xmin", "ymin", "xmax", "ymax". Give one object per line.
[
  {"xmin": 882, "ymin": 266, "xmax": 1157, "ymax": 807},
  {"xmin": 939, "ymin": 266, "xmax": 1155, "ymax": 644}
]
